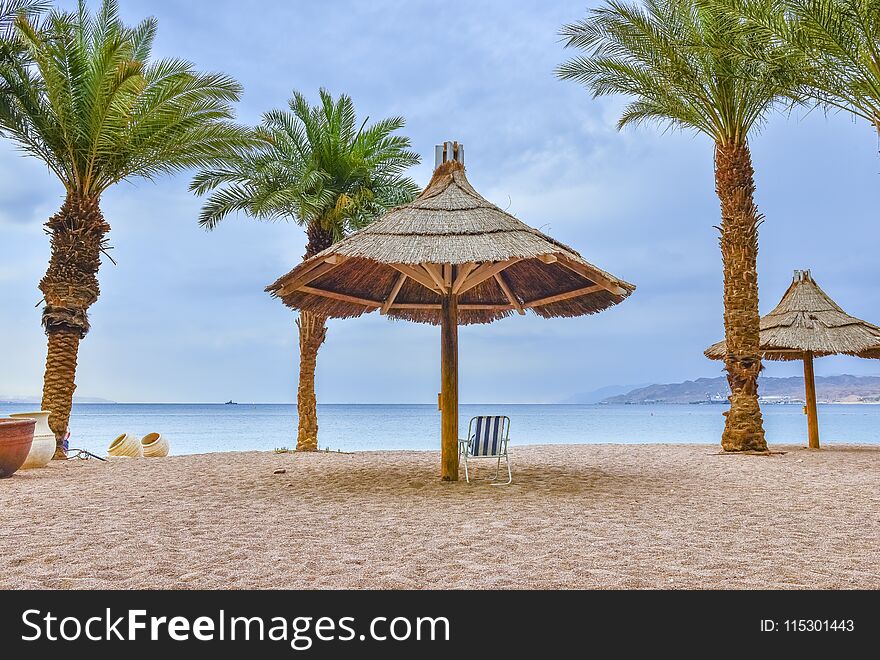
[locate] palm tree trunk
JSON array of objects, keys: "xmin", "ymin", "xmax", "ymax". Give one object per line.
[
  {"xmin": 41, "ymin": 329, "xmax": 81, "ymax": 458},
  {"xmin": 296, "ymin": 310, "xmax": 327, "ymax": 451},
  {"xmin": 715, "ymin": 141, "xmax": 767, "ymax": 452},
  {"xmin": 294, "ymin": 222, "xmax": 334, "ymax": 451},
  {"xmin": 38, "ymin": 193, "xmax": 108, "ymax": 458}
]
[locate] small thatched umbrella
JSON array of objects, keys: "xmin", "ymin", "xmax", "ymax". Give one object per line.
[
  {"xmin": 705, "ymin": 270, "xmax": 880, "ymax": 448},
  {"xmin": 267, "ymin": 142, "xmax": 635, "ymax": 480}
]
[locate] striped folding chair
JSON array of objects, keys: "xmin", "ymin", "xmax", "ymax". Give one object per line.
[{"xmin": 458, "ymin": 416, "xmax": 512, "ymax": 485}]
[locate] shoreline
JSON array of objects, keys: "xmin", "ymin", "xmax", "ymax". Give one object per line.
[
  {"xmin": 5, "ymin": 399, "xmax": 879, "ymax": 456},
  {"xmin": 98, "ymin": 440, "xmax": 879, "ymax": 459},
  {"xmin": 4, "ymin": 400, "xmax": 880, "ymax": 405}
]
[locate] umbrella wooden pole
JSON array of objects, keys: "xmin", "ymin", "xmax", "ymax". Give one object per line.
[
  {"xmin": 440, "ymin": 293, "xmax": 459, "ymax": 480},
  {"xmin": 803, "ymin": 351, "xmax": 820, "ymax": 449}
]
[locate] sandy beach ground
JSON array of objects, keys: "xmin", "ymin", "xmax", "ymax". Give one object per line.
[{"xmin": 1, "ymin": 444, "xmax": 877, "ymax": 589}]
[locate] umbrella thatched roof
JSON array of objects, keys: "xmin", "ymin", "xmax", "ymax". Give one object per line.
[
  {"xmin": 705, "ymin": 270, "xmax": 880, "ymax": 361},
  {"xmin": 267, "ymin": 160, "xmax": 635, "ymax": 325}
]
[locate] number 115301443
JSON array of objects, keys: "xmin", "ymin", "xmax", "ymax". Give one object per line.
[{"xmin": 761, "ymin": 619, "xmax": 855, "ymax": 632}]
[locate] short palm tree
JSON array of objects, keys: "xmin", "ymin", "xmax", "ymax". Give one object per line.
[
  {"xmin": 191, "ymin": 89, "xmax": 420, "ymax": 451},
  {"xmin": 558, "ymin": 0, "xmax": 800, "ymax": 452},
  {"xmin": 735, "ymin": 0, "xmax": 880, "ymax": 135},
  {"xmin": 0, "ymin": 0, "xmax": 252, "ymax": 454}
]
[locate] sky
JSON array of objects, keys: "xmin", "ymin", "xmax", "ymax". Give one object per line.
[{"xmin": 1, "ymin": 0, "xmax": 878, "ymax": 404}]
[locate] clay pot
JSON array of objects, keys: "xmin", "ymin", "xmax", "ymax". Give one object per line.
[
  {"xmin": 10, "ymin": 412, "xmax": 55, "ymax": 469},
  {"xmin": 108, "ymin": 433, "xmax": 143, "ymax": 458},
  {"xmin": 141, "ymin": 433, "xmax": 169, "ymax": 458},
  {"xmin": 0, "ymin": 418, "xmax": 36, "ymax": 478}
]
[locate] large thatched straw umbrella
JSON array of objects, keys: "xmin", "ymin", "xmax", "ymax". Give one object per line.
[
  {"xmin": 706, "ymin": 270, "xmax": 880, "ymax": 448},
  {"xmin": 267, "ymin": 142, "xmax": 635, "ymax": 480}
]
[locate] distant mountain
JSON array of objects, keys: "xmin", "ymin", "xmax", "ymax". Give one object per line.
[
  {"xmin": 602, "ymin": 375, "xmax": 880, "ymax": 405},
  {"xmin": 0, "ymin": 395, "xmax": 115, "ymax": 404},
  {"xmin": 563, "ymin": 383, "xmax": 651, "ymax": 404}
]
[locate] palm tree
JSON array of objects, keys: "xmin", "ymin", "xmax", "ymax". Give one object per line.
[
  {"xmin": 733, "ymin": 0, "xmax": 880, "ymax": 135},
  {"xmin": 0, "ymin": 0, "xmax": 253, "ymax": 455},
  {"xmin": 191, "ymin": 89, "xmax": 420, "ymax": 451},
  {"xmin": 558, "ymin": 0, "xmax": 800, "ymax": 452}
]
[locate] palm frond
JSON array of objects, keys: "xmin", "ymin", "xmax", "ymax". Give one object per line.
[
  {"xmin": 729, "ymin": 0, "xmax": 880, "ymax": 130},
  {"xmin": 192, "ymin": 89, "xmax": 421, "ymax": 238},
  {"xmin": 557, "ymin": 0, "xmax": 801, "ymax": 144},
  {"xmin": 0, "ymin": 0, "xmax": 47, "ymax": 42},
  {"xmin": 0, "ymin": 0, "xmax": 252, "ymax": 198}
]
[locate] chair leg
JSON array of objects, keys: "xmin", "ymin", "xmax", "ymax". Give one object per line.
[
  {"xmin": 463, "ymin": 453, "xmax": 470, "ymax": 483},
  {"xmin": 490, "ymin": 453, "xmax": 512, "ymax": 486}
]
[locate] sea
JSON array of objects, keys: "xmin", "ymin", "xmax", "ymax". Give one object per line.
[{"xmin": 1, "ymin": 402, "xmax": 877, "ymax": 456}]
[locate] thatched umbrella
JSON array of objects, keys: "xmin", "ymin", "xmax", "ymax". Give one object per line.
[
  {"xmin": 267, "ymin": 142, "xmax": 635, "ymax": 480},
  {"xmin": 705, "ymin": 270, "xmax": 880, "ymax": 448}
]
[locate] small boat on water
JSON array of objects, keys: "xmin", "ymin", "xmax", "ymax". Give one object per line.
[{"xmin": 224, "ymin": 400, "xmax": 238, "ymax": 405}]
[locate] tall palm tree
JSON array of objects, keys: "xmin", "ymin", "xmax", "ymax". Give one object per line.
[
  {"xmin": 733, "ymin": 0, "xmax": 880, "ymax": 135},
  {"xmin": 0, "ymin": 0, "xmax": 253, "ymax": 455},
  {"xmin": 558, "ymin": 0, "xmax": 800, "ymax": 452},
  {"xmin": 191, "ymin": 89, "xmax": 420, "ymax": 451}
]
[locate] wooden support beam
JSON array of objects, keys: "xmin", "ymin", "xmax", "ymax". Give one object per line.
[
  {"xmin": 524, "ymin": 284, "xmax": 603, "ymax": 309},
  {"xmin": 451, "ymin": 262, "xmax": 476, "ymax": 294},
  {"xmin": 278, "ymin": 258, "xmax": 346, "ymax": 296},
  {"xmin": 457, "ymin": 259, "xmax": 522, "ymax": 295},
  {"xmin": 390, "ymin": 303, "xmax": 441, "ymax": 310},
  {"xmin": 381, "ymin": 273, "xmax": 407, "ymax": 315},
  {"xmin": 558, "ymin": 258, "xmax": 628, "ymax": 296},
  {"xmin": 299, "ymin": 285, "xmax": 381, "ymax": 308},
  {"xmin": 298, "ymin": 253, "xmax": 344, "ymax": 276},
  {"xmin": 494, "ymin": 273, "xmax": 525, "ymax": 315},
  {"xmin": 440, "ymin": 294, "xmax": 459, "ymax": 481},
  {"xmin": 538, "ymin": 254, "xmax": 558, "ymax": 264},
  {"xmin": 461, "ymin": 304, "xmax": 512, "ymax": 311},
  {"xmin": 803, "ymin": 351, "xmax": 820, "ymax": 449},
  {"xmin": 390, "ymin": 303, "xmax": 512, "ymax": 311},
  {"xmin": 423, "ymin": 263, "xmax": 447, "ymax": 292},
  {"xmin": 442, "ymin": 264, "xmax": 452, "ymax": 288},
  {"xmin": 391, "ymin": 264, "xmax": 441, "ymax": 293}
]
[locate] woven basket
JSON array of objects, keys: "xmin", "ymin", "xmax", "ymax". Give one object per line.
[
  {"xmin": 108, "ymin": 433, "xmax": 142, "ymax": 458},
  {"xmin": 141, "ymin": 433, "xmax": 169, "ymax": 458}
]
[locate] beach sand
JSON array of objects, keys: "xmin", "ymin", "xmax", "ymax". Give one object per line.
[{"xmin": 1, "ymin": 444, "xmax": 877, "ymax": 589}]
